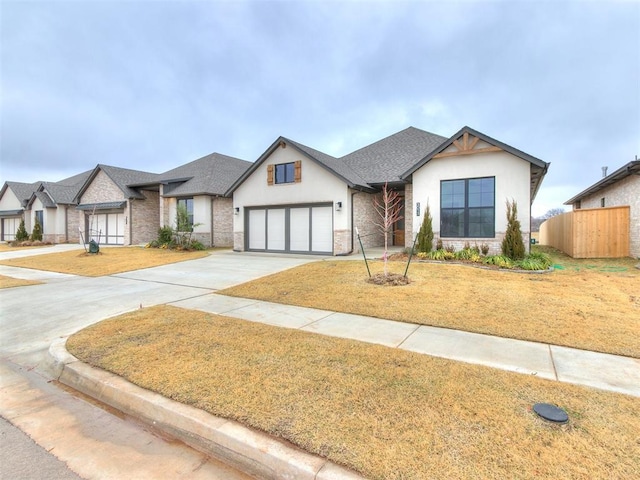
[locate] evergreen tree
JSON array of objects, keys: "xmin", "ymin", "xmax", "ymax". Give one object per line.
[
  {"xmin": 501, "ymin": 199, "xmax": 525, "ymax": 260},
  {"xmin": 15, "ymin": 219, "xmax": 29, "ymax": 242},
  {"xmin": 417, "ymin": 203, "xmax": 434, "ymax": 253},
  {"xmin": 31, "ymin": 218, "xmax": 43, "ymax": 241}
]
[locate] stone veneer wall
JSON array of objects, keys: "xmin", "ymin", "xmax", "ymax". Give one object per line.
[
  {"xmin": 433, "ymin": 233, "xmax": 529, "ymax": 257},
  {"xmin": 576, "ymin": 174, "xmax": 640, "ymax": 258}
]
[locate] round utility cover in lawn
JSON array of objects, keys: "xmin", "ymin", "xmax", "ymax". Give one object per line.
[{"xmin": 533, "ymin": 403, "xmax": 569, "ymax": 423}]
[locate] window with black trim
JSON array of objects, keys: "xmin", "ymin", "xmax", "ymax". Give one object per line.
[
  {"xmin": 177, "ymin": 198, "xmax": 194, "ymax": 228},
  {"xmin": 275, "ymin": 162, "xmax": 295, "ymax": 184},
  {"xmin": 441, "ymin": 177, "xmax": 495, "ymax": 238}
]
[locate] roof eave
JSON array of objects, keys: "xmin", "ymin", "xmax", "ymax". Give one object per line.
[{"xmin": 564, "ymin": 160, "xmax": 640, "ymax": 205}]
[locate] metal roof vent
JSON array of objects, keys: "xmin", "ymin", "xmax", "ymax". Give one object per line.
[{"xmin": 602, "ymin": 166, "xmax": 608, "ymax": 178}]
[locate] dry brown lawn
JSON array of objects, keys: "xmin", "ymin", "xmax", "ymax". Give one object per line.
[
  {"xmin": 67, "ymin": 305, "xmax": 640, "ymax": 480},
  {"xmin": 0, "ymin": 247, "xmax": 209, "ymax": 276},
  {"xmin": 221, "ymin": 248, "xmax": 640, "ymax": 358},
  {"xmin": 0, "ymin": 274, "xmax": 42, "ymax": 289}
]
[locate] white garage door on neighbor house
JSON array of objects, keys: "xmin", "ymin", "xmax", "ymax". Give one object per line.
[
  {"xmin": 2, "ymin": 217, "xmax": 19, "ymax": 241},
  {"xmin": 247, "ymin": 204, "xmax": 333, "ymax": 254}
]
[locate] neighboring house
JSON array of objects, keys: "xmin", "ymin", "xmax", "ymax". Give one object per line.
[
  {"xmin": 25, "ymin": 170, "xmax": 92, "ymax": 243},
  {"xmin": 73, "ymin": 154, "xmax": 251, "ymax": 247},
  {"xmin": 134, "ymin": 153, "xmax": 252, "ymax": 247},
  {"xmin": 0, "ymin": 181, "xmax": 40, "ymax": 241},
  {"xmin": 228, "ymin": 126, "xmax": 549, "ymax": 256},
  {"xmin": 564, "ymin": 160, "xmax": 640, "ymax": 258},
  {"xmin": 74, "ymin": 165, "xmax": 160, "ymax": 245}
]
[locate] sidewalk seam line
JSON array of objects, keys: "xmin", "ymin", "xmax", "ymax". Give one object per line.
[
  {"xmin": 548, "ymin": 345, "xmax": 559, "ymax": 381},
  {"xmin": 396, "ymin": 324, "xmax": 422, "ymax": 349}
]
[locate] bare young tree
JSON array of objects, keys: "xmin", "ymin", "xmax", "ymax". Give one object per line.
[{"xmin": 373, "ymin": 183, "xmax": 403, "ymax": 276}]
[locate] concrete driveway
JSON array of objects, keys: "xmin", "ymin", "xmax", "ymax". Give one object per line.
[{"xmin": 0, "ymin": 247, "xmax": 316, "ymax": 479}]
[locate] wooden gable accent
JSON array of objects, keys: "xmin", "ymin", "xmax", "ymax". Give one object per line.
[{"xmin": 433, "ymin": 131, "xmax": 503, "ymax": 159}]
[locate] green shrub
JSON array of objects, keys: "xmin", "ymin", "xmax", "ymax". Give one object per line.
[
  {"xmin": 483, "ymin": 255, "xmax": 514, "ymax": 268},
  {"xmin": 516, "ymin": 257, "xmax": 549, "ymax": 270},
  {"xmin": 455, "ymin": 249, "xmax": 470, "ymax": 260},
  {"xmin": 158, "ymin": 225, "xmax": 173, "ymax": 244},
  {"xmin": 417, "ymin": 204, "xmax": 434, "ymax": 253},
  {"xmin": 30, "ymin": 218, "xmax": 43, "ymax": 241},
  {"xmin": 15, "ymin": 219, "xmax": 29, "ymax": 242},
  {"xmin": 526, "ymin": 251, "xmax": 552, "ymax": 267},
  {"xmin": 189, "ymin": 240, "xmax": 206, "ymax": 251},
  {"xmin": 502, "ymin": 199, "xmax": 525, "ymax": 260}
]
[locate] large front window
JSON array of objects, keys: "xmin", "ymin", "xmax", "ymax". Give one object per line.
[
  {"xmin": 177, "ymin": 198, "xmax": 194, "ymax": 229},
  {"xmin": 441, "ymin": 177, "xmax": 495, "ymax": 237}
]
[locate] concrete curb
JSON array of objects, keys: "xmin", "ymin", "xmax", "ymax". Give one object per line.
[{"xmin": 49, "ymin": 338, "xmax": 365, "ymax": 480}]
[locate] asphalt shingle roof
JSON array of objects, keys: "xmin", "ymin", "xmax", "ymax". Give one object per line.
[
  {"xmin": 158, "ymin": 153, "xmax": 251, "ymax": 197},
  {"xmin": 4, "ymin": 181, "xmax": 41, "ymax": 207},
  {"xmin": 341, "ymin": 127, "xmax": 448, "ymax": 184},
  {"xmin": 285, "ymin": 138, "xmax": 371, "ymax": 188},
  {"xmin": 34, "ymin": 190, "xmax": 56, "ymax": 208},
  {"xmin": 96, "ymin": 164, "xmax": 160, "ymax": 200}
]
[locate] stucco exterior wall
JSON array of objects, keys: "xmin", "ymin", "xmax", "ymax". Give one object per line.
[
  {"xmin": 131, "ymin": 190, "xmax": 160, "ymax": 245},
  {"xmin": 412, "ymin": 149, "xmax": 532, "ymax": 255},
  {"xmin": 0, "ymin": 188, "xmax": 23, "ymax": 211},
  {"xmin": 576, "ymin": 174, "xmax": 640, "ymax": 258},
  {"xmin": 232, "ymin": 144, "xmax": 350, "ymax": 252}
]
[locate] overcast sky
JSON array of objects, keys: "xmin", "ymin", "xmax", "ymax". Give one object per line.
[{"xmin": 1, "ymin": 0, "xmax": 638, "ymax": 216}]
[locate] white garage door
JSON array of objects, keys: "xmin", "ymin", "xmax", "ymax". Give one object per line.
[
  {"xmin": 88, "ymin": 213, "xmax": 125, "ymax": 245},
  {"xmin": 2, "ymin": 217, "xmax": 19, "ymax": 241},
  {"xmin": 247, "ymin": 204, "xmax": 333, "ymax": 254}
]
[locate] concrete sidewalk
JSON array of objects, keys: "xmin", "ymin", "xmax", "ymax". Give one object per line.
[{"xmin": 172, "ymin": 293, "xmax": 640, "ymax": 398}]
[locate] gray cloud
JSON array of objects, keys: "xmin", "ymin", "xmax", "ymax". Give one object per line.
[{"xmin": 1, "ymin": 0, "xmax": 638, "ymax": 216}]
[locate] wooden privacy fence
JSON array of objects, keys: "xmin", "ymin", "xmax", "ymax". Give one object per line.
[{"xmin": 539, "ymin": 206, "xmax": 630, "ymax": 258}]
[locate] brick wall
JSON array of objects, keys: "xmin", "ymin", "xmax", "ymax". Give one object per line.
[
  {"xmin": 577, "ymin": 174, "xmax": 640, "ymax": 258},
  {"xmin": 212, "ymin": 197, "xmax": 234, "ymax": 247},
  {"xmin": 353, "ymin": 191, "xmax": 384, "ymax": 251},
  {"xmin": 404, "ymin": 184, "xmax": 413, "ymax": 249},
  {"xmin": 66, "ymin": 205, "xmax": 81, "ymax": 243},
  {"xmin": 131, "ymin": 190, "xmax": 160, "ymax": 245},
  {"xmin": 233, "ymin": 231, "xmax": 244, "ymax": 251},
  {"xmin": 80, "ymin": 171, "xmax": 125, "ymax": 203}
]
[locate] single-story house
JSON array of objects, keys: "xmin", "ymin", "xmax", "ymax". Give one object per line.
[
  {"xmin": 0, "ymin": 170, "xmax": 91, "ymax": 242},
  {"xmin": 131, "ymin": 153, "xmax": 252, "ymax": 247},
  {"xmin": 73, "ymin": 164, "xmax": 161, "ymax": 245},
  {"xmin": 564, "ymin": 160, "xmax": 640, "ymax": 258},
  {"xmin": 73, "ymin": 153, "xmax": 251, "ymax": 246},
  {"xmin": 228, "ymin": 126, "xmax": 549, "ymax": 256},
  {"xmin": 25, "ymin": 170, "xmax": 92, "ymax": 243}
]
